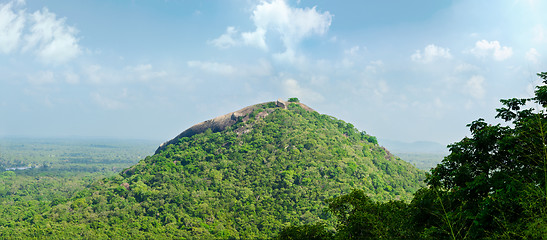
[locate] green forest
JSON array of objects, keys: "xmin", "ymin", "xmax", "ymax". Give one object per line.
[
  {"xmin": 1, "ymin": 73, "xmax": 547, "ymax": 239},
  {"xmin": 0, "ymin": 139, "xmax": 157, "ymax": 238},
  {"xmin": 277, "ymin": 72, "xmax": 547, "ymax": 239},
  {"xmin": 0, "ymin": 99, "xmax": 425, "ymax": 239}
]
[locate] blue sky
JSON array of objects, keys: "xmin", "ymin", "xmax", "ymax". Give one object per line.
[{"xmin": 0, "ymin": 0, "xmax": 545, "ymax": 147}]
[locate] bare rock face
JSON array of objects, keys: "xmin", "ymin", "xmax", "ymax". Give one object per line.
[
  {"xmin": 155, "ymin": 99, "xmax": 315, "ymax": 154},
  {"xmin": 276, "ymin": 99, "xmax": 288, "ymax": 109}
]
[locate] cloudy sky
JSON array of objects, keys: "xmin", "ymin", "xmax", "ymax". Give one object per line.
[{"xmin": 0, "ymin": 0, "xmax": 545, "ymax": 147}]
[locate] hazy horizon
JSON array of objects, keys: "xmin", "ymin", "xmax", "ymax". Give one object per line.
[{"xmin": 1, "ymin": 0, "xmax": 545, "ymax": 148}]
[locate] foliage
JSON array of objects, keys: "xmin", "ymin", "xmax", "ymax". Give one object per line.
[
  {"xmin": 0, "ymin": 139, "xmax": 157, "ymax": 239},
  {"xmin": 279, "ymin": 72, "xmax": 547, "ymax": 239},
  {"xmin": 277, "ymin": 189, "xmax": 417, "ymax": 240},
  {"xmin": 288, "ymin": 97, "xmax": 300, "ymax": 103},
  {"xmin": 275, "ymin": 222, "xmax": 334, "ymax": 240},
  {"xmin": 0, "ymin": 102, "xmax": 425, "ymax": 239},
  {"xmin": 420, "ymin": 72, "xmax": 547, "ymax": 239},
  {"xmin": 330, "ymin": 189, "xmax": 416, "ymax": 239}
]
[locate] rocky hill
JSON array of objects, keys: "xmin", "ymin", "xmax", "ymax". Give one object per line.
[
  {"xmin": 155, "ymin": 99, "xmax": 314, "ymax": 153},
  {"xmin": 5, "ymin": 99, "xmax": 426, "ymax": 239}
]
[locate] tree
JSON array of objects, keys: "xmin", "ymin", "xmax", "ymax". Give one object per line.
[
  {"xmin": 422, "ymin": 72, "xmax": 547, "ymax": 239},
  {"xmin": 327, "ymin": 189, "xmax": 415, "ymax": 239},
  {"xmin": 278, "ymin": 72, "xmax": 547, "ymax": 240},
  {"xmin": 275, "ymin": 222, "xmax": 333, "ymax": 240},
  {"xmin": 288, "ymin": 97, "xmax": 300, "ymax": 103}
]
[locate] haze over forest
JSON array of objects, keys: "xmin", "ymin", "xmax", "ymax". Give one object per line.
[{"xmin": 1, "ymin": 0, "xmax": 546, "ymax": 147}]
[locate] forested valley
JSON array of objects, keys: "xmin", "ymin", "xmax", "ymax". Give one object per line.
[{"xmin": 1, "ymin": 73, "xmax": 547, "ymax": 239}]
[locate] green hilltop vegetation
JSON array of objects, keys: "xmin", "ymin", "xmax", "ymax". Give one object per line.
[{"xmin": 0, "ymin": 99, "xmax": 425, "ymax": 239}]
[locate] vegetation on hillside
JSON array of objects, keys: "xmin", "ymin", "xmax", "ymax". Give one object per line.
[
  {"xmin": 0, "ymin": 101, "xmax": 425, "ymax": 239},
  {"xmin": 0, "ymin": 139, "xmax": 156, "ymax": 239},
  {"xmin": 278, "ymin": 72, "xmax": 547, "ymax": 239}
]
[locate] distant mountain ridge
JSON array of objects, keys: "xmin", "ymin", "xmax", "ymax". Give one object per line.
[
  {"xmin": 379, "ymin": 138, "xmax": 448, "ymax": 154},
  {"xmin": 379, "ymin": 139, "xmax": 448, "ymax": 170}
]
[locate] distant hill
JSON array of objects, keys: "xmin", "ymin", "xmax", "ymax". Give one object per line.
[
  {"xmin": 4, "ymin": 99, "xmax": 426, "ymax": 239},
  {"xmin": 378, "ymin": 139, "xmax": 448, "ymax": 154},
  {"xmin": 378, "ymin": 139, "xmax": 448, "ymax": 170}
]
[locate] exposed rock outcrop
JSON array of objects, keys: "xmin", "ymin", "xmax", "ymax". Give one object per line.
[
  {"xmin": 276, "ymin": 99, "xmax": 288, "ymax": 109},
  {"xmin": 155, "ymin": 99, "xmax": 315, "ymax": 154}
]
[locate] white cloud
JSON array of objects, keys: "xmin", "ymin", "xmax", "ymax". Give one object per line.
[
  {"xmin": 187, "ymin": 61, "xmax": 236, "ymax": 75},
  {"xmin": 244, "ymin": 58, "xmax": 273, "ymax": 77},
  {"xmin": 0, "ymin": 1, "xmax": 25, "ymax": 53},
  {"xmin": 282, "ymin": 78, "xmax": 324, "ymax": 102},
  {"xmin": 469, "ymin": 40, "xmax": 513, "ymax": 61},
  {"xmin": 84, "ymin": 64, "xmax": 104, "ymax": 84},
  {"xmin": 69, "ymin": 63, "xmax": 169, "ymax": 86},
  {"xmin": 454, "ymin": 63, "xmax": 479, "ymax": 73},
  {"xmin": 27, "ymin": 70, "xmax": 55, "ymax": 85},
  {"xmin": 212, "ymin": 0, "xmax": 332, "ymax": 59},
  {"xmin": 340, "ymin": 46, "xmax": 363, "ymax": 68},
  {"xmin": 520, "ymin": 0, "xmax": 538, "ymax": 7},
  {"xmin": 532, "ymin": 25, "xmax": 545, "ymax": 43},
  {"xmin": 464, "ymin": 99, "xmax": 474, "ymax": 110},
  {"xmin": 209, "ymin": 26, "xmax": 239, "ymax": 49},
  {"xmin": 273, "ymin": 48, "xmax": 307, "ymax": 65},
  {"xmin": 309, "ymin": 75, "xmax": 328, "ymax": 86},
  {"xmin": 411, "ymin": 44, "xmax": 452, "ymax": 63},
  {"xmin": 24, "ymin": 7, "xmax": 81, "ymax": 64},
  {"xmin": 344, "ymin": 46, "xmax": 360, "ymax": 56},
  {"xmin": 526, "ymin": 48, "xmax": 540, "ymax": 64},
  {"xmin": 187, "ymin": 59, "xmax": 272, "ymax": 78},
  {"xmin": 374, "ymin": 80, "xmax": 389, "ymax": 97},
  {"xmin": 465, "ymin": 75, "xmax": 485, "ymax": 99},
  {"xmin": 434, "ymin": 97, "xmax": 443, "ymax": 108},
  {"xmin": 247, "ymin": 0, "xmax": 331, "ymax": 51},
  {"xmin": 340, "ymin": 58, "xmax": 354, "ymax": 68},
  {"xmin": 242, "ymin": 27, "xmax": 268, "ymax": 50},
  {"xmin": 126, "ymin": 64, "xmax": 167, "ymax": 81},
  {"xmin": 91, "ymin": 92, "xmax": 124, "ymax": 110},
  {"xmin": 365, "ymin": 60, "xmax": 384, "ymax": 73},
  {"xmin": 130, "ymin": 64, "xmax": 152, "ymax": 72},
  {"xmin": 64, "ymin": 72, "xmax": 79, "ymax": 84}
]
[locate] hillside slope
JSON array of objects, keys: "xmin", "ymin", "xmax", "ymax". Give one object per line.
[{"xmin": 4, "ymin": 100, "xmax": 425, "ymax": 239}]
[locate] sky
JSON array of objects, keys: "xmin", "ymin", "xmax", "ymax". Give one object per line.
[{"xmin": 0, "ymin": 0, "xmax": 546, "ymax": 147}]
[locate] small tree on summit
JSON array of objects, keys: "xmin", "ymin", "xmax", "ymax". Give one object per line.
[{"xmin": 288, "ymin": 97, "xmax": 300, "ymax": 103}]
